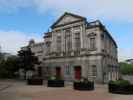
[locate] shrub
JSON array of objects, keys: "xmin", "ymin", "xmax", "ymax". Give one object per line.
[
  {"xmin": 48, "ymin": 75, "xmax": 63, "ymax": 80},
  {"xmin": 73, "ymin": 77, "xmax": 94, "ymax": 90},
  {"xmin": 119, "ymin": 62, "xmax": 133, "ymax": 75},
  {"xmin": 108, "ymin": 80, "xmax": 133, "ymax": 94},
  {"xmin": 48, "ymin": 76, "xmax": 56, "ymax": 80},
  {"xmin": 74, "ymin": 79, "xmax": 81, "ymax": 83},
  {"xmin": 109, "ymin": 80, "xmax": 130, "ymax": 86},
  {"xmin": 74, "ymin": 77, "xmax": 92, "ymax": 83}
]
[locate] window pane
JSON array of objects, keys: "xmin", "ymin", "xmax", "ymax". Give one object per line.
[
  {"xmin": 56, "ymin": 36, "xmax": 61, "ymax": 51},
  {"xmin": 65, "ymin": 65, "xmax": 71, "ymax": 75},
  {"xmin": 75, "ymin": 32, "xmax": 81, "ymax": 50},
  {"xmin": 92, "ymin": 65, "xmax": 97, "ymax": 76},
  {"xmin": 90, "ymin": 38, "xmax": 95, "ymax": 49},
  {"xmin": 65, "ymin": 29, "xmax": 72, "ymax": 54}
]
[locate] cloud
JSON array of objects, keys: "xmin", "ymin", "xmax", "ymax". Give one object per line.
[
  {"xmin": 0, "ymin": 0, "xmax": 133, "ymax": 21},
  {"xmin": 0, "ymin": 0, "xmax": 132, "ymax": 60},
  {"xmin": 33, "ymin": 0, "xmax": 133, "ymax": 21},
  {"xmin": 118, "ymin": 48, "xmax": 133, "ymax": 62},
  {"xmin": 0, "ymin": 0, "xmax": 34, "ymax": 13},
  {"xmin": 0, "ymin": 30, "xmax": 42, "ymax": 54}
]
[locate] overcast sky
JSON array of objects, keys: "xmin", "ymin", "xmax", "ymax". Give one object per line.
[{"xmin": 0, "ymin": 0, "xmax": 133, "ymax": 61}]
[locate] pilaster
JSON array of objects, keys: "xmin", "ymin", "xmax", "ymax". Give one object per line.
[{"xmin": 80, "ymin": 25, "xmax": 83, "ymax": 49}]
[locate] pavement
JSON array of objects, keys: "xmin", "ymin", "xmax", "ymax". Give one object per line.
[{"xmin": 0, "ymin": 80, "xmax": 133, "ymax": 100}]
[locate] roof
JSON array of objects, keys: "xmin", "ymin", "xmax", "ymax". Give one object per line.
[
  {"xmin": 45, "ymin": 12, "xmax": 118, "ymax": 48},
  {"xmin": 51, "ymin": 12, "xmax": 86, "ymax": 29},
  {"xmin": 86, "ymin": 20, "xmax": 118, "ymax": 48}
]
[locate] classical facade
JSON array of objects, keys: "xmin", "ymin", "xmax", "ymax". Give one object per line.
[
  {"xmin": 22, "ymin": 12, "xmax": 119, "ymax": 83},
  {"xmin": 43, "ymin": 12, "xmax": 119, "ymax": 83}
]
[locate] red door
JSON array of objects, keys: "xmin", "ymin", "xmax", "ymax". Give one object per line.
[
  {"xmin": 56, "ymin": 67, "xmax": 61, "ymax": 78},
  {"xmin": 75, "ymin": 67, "xmax": 81, "ymax": 80}
]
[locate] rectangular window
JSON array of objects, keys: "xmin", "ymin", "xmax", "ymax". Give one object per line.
[
  {"xmin": 46, "ymin": 66, "xmax": 51, "ymax": 76},
  {"xmin": 65, "ymin": 29, "xmax": 72, "ymax": 54},
  {"xmin": 65, "ymin": 65, "xmax": 71, "ymax": 75},
  {"xmin": 92, "ymin": 65, "xmax": 97, "ymax": 76},
  {"xmin": 56, "ymin": 36, "xmax": 61, "ymax": 52},
  {"xmin": 46, "ymin": 41, "xmax": 51, "ymax": 54},
  {"xmin": 46, "ymin": 41, "xmax": 51, "ymax": 48},
  {"xmin": 75, "ymin": 32, "xmax": 81, "ymax": 50},
  {"xmin": 90, "ymin": 37, "xmax": 96, "ymax": 49}
]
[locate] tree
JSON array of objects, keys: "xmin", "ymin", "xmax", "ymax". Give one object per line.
[
  {"xmin": 0, "ymin": 46, "xmax": 20, "ymax": 78},
  {"xmin": 0, "ymin": 46, "xmax": 3, "ymax": 61},
  {"xmin": 0, "ymin": 56, "xmax": 19, "ymax": 78},
  {"xmin": 5, "ymin": 56, "xmax": 19, "ymax": 74},
  {"xmin": 17, "ymin": 47, "xmax": 39, "ymax": 78},
  {"xmin": 119, "ymin": 62, "xmax": 133, "ymax": 75}
]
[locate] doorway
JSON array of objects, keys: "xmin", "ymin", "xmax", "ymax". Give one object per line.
[
  {"xmin": 74, "ymin": 66, "xmax": 81, "ymax": 80},
  {"xmin": 56, "ymin": 67, "xmax": 61, "ymax": 78}
]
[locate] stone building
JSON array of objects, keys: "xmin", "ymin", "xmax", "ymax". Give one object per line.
[
  {"xmin": 22, "ymin": 12, "xmax": 119, "ymax": 83},
  {"xmin": 43, "ymin": 12, "xmax": 119, "ymax": 83}
]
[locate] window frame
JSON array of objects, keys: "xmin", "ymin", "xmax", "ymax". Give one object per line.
[{"xmin": 92, "ymin": 65, "xmax": 97, "ymax": 77}]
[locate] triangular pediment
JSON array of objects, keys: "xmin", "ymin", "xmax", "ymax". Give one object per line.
[{"xmin": 51, "ymin": 12, "xmax": 86, "ymax": 28}]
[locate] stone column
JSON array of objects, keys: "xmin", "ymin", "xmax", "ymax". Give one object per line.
[
  {"xmin": 71, "ymin": 27, "xmax": 75, "ymax": 51},
  {"xmin": 80, "ymin": 25, "xmax": 83, "ymax": 48},
  {"xmin": 62, "ymin": 30, "xmax": 66, "ymax": 52},
  {"xmin": 61, "ymin": 29, "xmax": 64, "ymax": 52},
  {"xmin": 51, "ymin": 31, "xmax": 56, "ymax": 52},
  {"xmin": 82, "ymin": 24, "xmax": 86, "ymax": 49}
]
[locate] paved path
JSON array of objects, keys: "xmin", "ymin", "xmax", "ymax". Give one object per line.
[
  {"xmin": 0, "ymin": 80, "xmax": 13, "ymax": 91},
  {"xmin": 0, "ymin": 80, "xmax": 133, "ymax": 100}
]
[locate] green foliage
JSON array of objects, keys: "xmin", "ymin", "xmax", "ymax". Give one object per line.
[
  {"xmin": 48, "ymin": 76, "xmax": 56, "ymax": 80},
  {"xmin": 0, "ymin": 47, "xmax": 20, "ymax": 78},
  {"xmin": 17, "ymin": 47, "xmax": 39, "ymax": 71},
  {"xmin": 74, "ymin": 77, "xmax": 91, "ymax": 83},
  {"xmin": 0, "ymin": 52, "xmax": 4, "ymax": 63},
  {"xmin": 48, "ymin": 75, "xmax": 62, "ymax": 80},
  {"xmin": 109, "ymin": 80, "xmax": 130, "ymax": 86},
  {"xmin": 74, "ymin": 79, "xmax": 81, "ymax": 83},
  {"xmin": 56, "ymin": 75, "xmax": 62, "ymax": 80},
  {"xmin": 0, "ymin": 56, "xmax": 19, "ymax": 78},
  {"xmin": 119, "ymin": 62, "xmax": 133, "ymax": 75}
]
